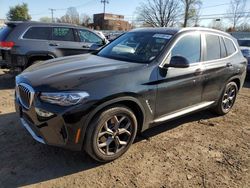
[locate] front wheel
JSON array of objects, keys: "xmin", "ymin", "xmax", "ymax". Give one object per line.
[
  {"xmin": 213, "ymin": 82, "xmax": 238, "ymax": 115},
  {"xmin": 85, "ymin": 105, "xmax": 137, "ymax": 162}
]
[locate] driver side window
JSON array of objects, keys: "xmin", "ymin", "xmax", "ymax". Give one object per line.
[
  {"xmin": 78, "ymin": 29, "xmax": 103, "ymax": 44},
  {"xmin": 171, "ymin": 33, "xmax": 201, "ymax": 64}
]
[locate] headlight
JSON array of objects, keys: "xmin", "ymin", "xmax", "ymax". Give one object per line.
[{"xmin": 40, "ymin": 92, "xmax": 89, "ymax": 106}]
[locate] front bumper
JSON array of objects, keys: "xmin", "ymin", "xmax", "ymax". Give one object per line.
[
  {"xmin": 15, "ymin": 96, "xmax": 90, "ymax": 151},
  {"xmin": 20, "ymin": 118, "xmax": 45, "ymax": 144}
]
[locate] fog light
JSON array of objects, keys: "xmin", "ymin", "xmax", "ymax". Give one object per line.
[{"xmin": 35, "ymin": 107, "xmax": 54, "ymax": 118}]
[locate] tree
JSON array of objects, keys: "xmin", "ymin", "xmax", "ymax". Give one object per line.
[
  {"xmin": 6, "ymin": 3, "xmax": 31, "ymax": 21},
  {"xmin": 181, "ymin": 0, "xmax": 202, "ymax": 27},
  {"xmin": 136, "ymin": 0, "xmax": 181, "ymax": 27},
  {"xmin": 236, "ymin": 23, "xmax": 250, "ymax": 31},
  {"xmin": 39, "ymin": 17, "xmax": 52, "ymax": 23},
  {"xmin": 81, "ymin": 14, "xmax": 91, "ymax": 27},
  {"xmin": 227, "ymin": 0, "xmax": 249, "ymax": 30},
  {"xmin": 57, "ymin": 7, "xmax": 80, "ymax": 25}
]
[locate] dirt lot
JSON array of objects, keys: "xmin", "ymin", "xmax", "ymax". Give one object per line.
[{"xmin": 0, "ymin": 69, "xmax": 249, "ymax": 188}]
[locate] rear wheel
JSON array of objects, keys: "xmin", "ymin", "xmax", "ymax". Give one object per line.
[
  {"xmin": 213, "ymin": 82, "xmax": 238, "ymax": 115},
  {"xmin": 85, "ymin": 105, "xmax": 137, "ymax": 162}
]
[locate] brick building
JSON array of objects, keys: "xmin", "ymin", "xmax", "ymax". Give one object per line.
[{"xmin": 93, "ymin": 13, "xmax": 131, "ymax": 31}]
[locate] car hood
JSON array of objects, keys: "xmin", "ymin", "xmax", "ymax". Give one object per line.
[{"xmin": 19, "ymin": 54, "xmax": 143, "ymax": 90}]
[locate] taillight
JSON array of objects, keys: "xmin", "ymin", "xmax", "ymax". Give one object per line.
[{"xmin": 0, "ymin": 41, "xmax": 15, "ymax": 49}]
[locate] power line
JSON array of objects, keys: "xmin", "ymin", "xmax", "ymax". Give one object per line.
[
  {"xmin": 30, "ymin": 0, "xmax": 93, "ymax": 17},
  {"xmin": 200, "ymin": 3, "xmax": 231, "ymax": 9},
  {"xmin": 53, "ymin": 0, "xmax": 93, "ymax": 11}
]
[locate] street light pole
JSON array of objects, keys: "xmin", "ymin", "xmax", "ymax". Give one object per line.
[
  {"xmin": 49, "ymin": 8, "xmax": 56, "ymax": 23},
  {"xmin": 101, "ymin": 0, "xmax": 109, "ymax": 14}
]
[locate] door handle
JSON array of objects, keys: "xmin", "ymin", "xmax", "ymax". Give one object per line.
[
  {"xmin": 226, "ymin": 63, "xmax": 233, "ymax": 67},
  {"xmin": 49, "ymin": 43, "xmax": 59, "ymax": 46},
  {"xmin": 194, "ymin": 68, "xmax": 203, "ymax": 75},
  {"xmin": 82, "ymin": 45, "xmax": 90, "ymax": 48}
]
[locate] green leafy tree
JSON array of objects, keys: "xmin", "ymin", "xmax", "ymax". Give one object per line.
[{"xmin": 7, "ymin": 3, "xmax": 31, "ymax": 21}]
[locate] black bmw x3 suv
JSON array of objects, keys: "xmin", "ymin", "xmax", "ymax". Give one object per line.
[{"xmin": 15, "ymin": 27, "xmax": 247, "ymax": 162}]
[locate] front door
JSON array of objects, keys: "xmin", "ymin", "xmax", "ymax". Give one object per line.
[
  {"xmin": 155, "ymin": 32, "xmax": 205, "ymax": 119},
  {"xmin": 77, "ymin": 29, "xmax": 105, "ymax": 52}
]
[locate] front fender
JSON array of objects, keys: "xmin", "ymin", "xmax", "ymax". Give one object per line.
[{"xmin": 78, "ymin": 95, "xmax": 148, "ymax": 149}]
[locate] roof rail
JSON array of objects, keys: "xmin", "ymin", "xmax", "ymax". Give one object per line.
[{"xmin": 179, "ymin": 27, "xmax": 230, "ymax": 36}]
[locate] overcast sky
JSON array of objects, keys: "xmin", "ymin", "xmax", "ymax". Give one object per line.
[{"xmin": 0, "ymin": 0, "xmax": 249, "ymax": 26}]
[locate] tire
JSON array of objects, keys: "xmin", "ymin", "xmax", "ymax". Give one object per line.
[
  {"xmin": 213, "ymin": 81, "xmax": 238, "ymax": 115},
  {"xmin": 84, "ymin": 105, "xmax": 137, "ymax": 162}
]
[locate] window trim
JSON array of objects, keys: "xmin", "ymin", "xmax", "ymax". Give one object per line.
[
  {"xmin": 201, "ymin": 32, "xmax": 238, "ymax": 64},
  {"xmin": 160, "ymin": 31, "xmax": 239, "ymax": 68},
  {"xmin": 20, "ymin": 26, "xmax": 79, "ymax": 42}
]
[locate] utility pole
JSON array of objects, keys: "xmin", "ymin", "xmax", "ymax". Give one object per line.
[
  {"xmin": 49, "ymin": 8, "xmax": 56, "ymax": 23},
  {"xmin": 101, "ymin": 0, "xmax": 109, "ymax": 14}
]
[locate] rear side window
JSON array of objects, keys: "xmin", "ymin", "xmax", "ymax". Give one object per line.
[
  {"xmin": 78, "ymin": 29, "xmax": 103, "ymax": 44},
  {"xmin": 205, "ymin": 34, "xmax": 220, "ymax": 61},
  {"xmin": 52, "ymin": 27, "xmax": 75, "ymax": 42},
  {"xmin": 220, "ymin": 37, "xmax": 227, "ymax": 58},
  {"xmin": 224, "ymin": 38, "xmax": 236, "ymax": 55},
  {"xmin": 0, "ymin": 26, "xmax": 14, "ymax": 40},
  {"xmin": 171, "ymin": 33, "xmax": 201, "ymax": 64},
  {"xmin": 23, "ymin": 27, "xmax": 52, "ymax": 40}
]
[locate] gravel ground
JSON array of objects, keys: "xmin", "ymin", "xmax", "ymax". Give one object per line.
[{"xmin": 0, "ymin": 69, "xmax": 249, "ymax": 188}]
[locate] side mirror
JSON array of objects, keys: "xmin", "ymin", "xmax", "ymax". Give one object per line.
[
  {"xmin": 164, "ymin": 56, "xmax": 190, "ymax": 68},
  {"xmin": 90, "ymin": 43, "xmax": 103, "ymax": 50},
  {"xmin": 102, "ymin": 38, "xmax": 107, "ymax": 45}
]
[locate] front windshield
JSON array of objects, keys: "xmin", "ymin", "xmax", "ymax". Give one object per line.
[{"xmin": 97, "ymin": 32, "xmax": 172, "ymax": 63}]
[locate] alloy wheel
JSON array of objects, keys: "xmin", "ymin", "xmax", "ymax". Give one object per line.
[
  {"xmin": 222, "ymin": 84, "xmax": 237, "ymax": 111},
  {"xmin": 97, "ymin": 115, "xmax": 132, "ymax": 155}
]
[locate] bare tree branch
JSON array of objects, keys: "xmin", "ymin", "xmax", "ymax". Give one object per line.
[
  {"xmin": 136, "ymin": 0, "xmax": 181, "ymax": 27},
  {"xmin": 227, "ymin": 0, "xmax": 248, "ymax": 29},
  {"xmin": 57, "ymin": 7, "xmax": 80, "ymax": 25},
  {"xmin": 181, "ymin": 0, "xmax": 202, "ymax": 27}
]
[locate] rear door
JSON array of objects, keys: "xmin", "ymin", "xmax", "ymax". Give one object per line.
[
  {"xmin": 202, "ymin": 33, "xmax": 237, "ymax": 102},
  {"xmin": 50, "ymin": 27, "xmax": 84, "ymax": 56},
  {"xmin": 21, "ymin": 26, "xmax": 52, "ymax": 53}
]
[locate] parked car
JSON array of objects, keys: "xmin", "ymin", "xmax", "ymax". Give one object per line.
[
  {"xmin": 15, "ymin": 27, "xmax": 247, "ymax": 162},
  {"xmin": 103, "ymin": 31, "xmax": 125, "ymax": 42},
  {"xmin": 0, "ymin": 21, "xmax": 108, "ymax": 72},
  {"xmin": 237, "ymin": 39, "xmax": 250, "ymax": 73}
]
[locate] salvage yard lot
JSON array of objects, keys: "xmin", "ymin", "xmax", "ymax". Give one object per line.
[{"xmin": 0, "ymin": 69, "xmax": 249, "ymax": 188}]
